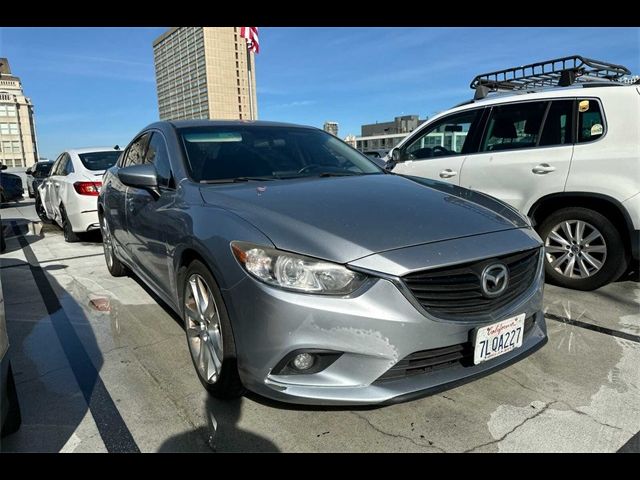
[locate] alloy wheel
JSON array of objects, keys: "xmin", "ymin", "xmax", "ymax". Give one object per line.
[
  {"xmin": 100, "ymin": 217, "xmax": 114, "ymax": 269},
  {"xmin": 184, "ymin": 274, "xmax": 224, "ymax": 385},
  {"xmin": 544, "ymin": 220, "xmax": 607, "ymax": 279}
]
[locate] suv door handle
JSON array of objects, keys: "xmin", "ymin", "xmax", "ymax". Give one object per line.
[
  {"xmin": 532, "ymin": 164, "xmax": 556, "ymax": 174},
  {"xmin": 439, "ymin": 169, "xmax": 457, "ymax": 178}
]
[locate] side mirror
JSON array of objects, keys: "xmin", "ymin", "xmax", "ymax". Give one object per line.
[
  {"xmin": 26, "ymin": 167, "xmax": 33, "ymax": 175},
  {"xmin": 0, "ymin": 164, "xmax": 7, "ymax": 171},
  {"xmin": 392, "ymin": 148, "xmax": 403, "ymax": 163},
  {"xmin": 118, "ymin": 164, "xmax": 158, "ymax": 190}
]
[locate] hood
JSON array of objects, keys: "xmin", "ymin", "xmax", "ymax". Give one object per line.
[{"xmin": 199, "ymin": 174, "xmax": 528, "ymax": 264}]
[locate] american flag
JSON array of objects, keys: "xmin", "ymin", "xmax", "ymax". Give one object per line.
[{"xmin": 239, "ymin": 27, "xmax": 259, "ymax": 54}]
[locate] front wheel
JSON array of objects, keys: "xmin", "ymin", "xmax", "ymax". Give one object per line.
[
  {"xmin": 182, "ymin": 260, "xmax": 244, "ymax": 398},
  {"xmin": 537, "ymin": 207, "xmax": 628, "ymax": 291}
]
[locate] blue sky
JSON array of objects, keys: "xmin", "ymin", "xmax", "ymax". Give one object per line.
[{"xmin": 0, "ymin": 27, "xmax": 638, "ymax": 159}]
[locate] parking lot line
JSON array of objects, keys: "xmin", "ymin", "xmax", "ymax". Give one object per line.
[
  {"xmin": 10, "ymin": 222, "xmax": 140, "ymax": 453},
  {"xmin": 545, "ymin": 312, "xmax": 640, "ymax": 343}
]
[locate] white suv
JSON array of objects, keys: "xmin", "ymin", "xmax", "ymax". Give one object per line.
[
  {"xmin": 389, "ymin": 56, "xmax": 639, "ymax": 290},
  {"xmin": 38, "ymin": 147, "xmax": 122, "ymax": 242}
]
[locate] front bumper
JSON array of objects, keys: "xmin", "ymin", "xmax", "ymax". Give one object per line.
[{"xmin": 224, "ymin": 240, "xmax": 546, "ymax": 406}]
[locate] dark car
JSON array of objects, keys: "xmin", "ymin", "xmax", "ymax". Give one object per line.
[
  {"xmin": 26, "ymin": 160, "xmax": 54, "ymax": 198},
  {"xmin": 0, "ymin": 170, "xmax": 23, "ymax": 203},
  {"xmin": 98, "ymin": 120, "xmax": 546, "ymax": 406}
]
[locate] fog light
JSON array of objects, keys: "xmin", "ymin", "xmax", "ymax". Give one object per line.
[{"xmin": 292, "ymin": 353, "xmax": 316, "ymax": 371}]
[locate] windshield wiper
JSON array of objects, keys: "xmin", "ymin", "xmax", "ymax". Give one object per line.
[
  {"xmin": 316, "ymin": 171, "xmax": 365, "ymax": 178},
  {"xmin": 200, "ymin": 176, "xmax": 278, "ymax": 184}
]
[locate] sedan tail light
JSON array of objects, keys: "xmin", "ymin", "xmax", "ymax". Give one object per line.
[{"xmin": 73, "ymin": 181, "xmax": 102, "ymax": 196}]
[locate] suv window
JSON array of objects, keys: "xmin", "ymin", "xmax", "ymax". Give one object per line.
[
  {"xmin": 124, "ymin": 133, "xmax": 151, "ymax": 167},
  {"xmin": 145, "ymin": 133, "xmax": 173, "ymax": 188},
  {"xmin": 577, "ymin": 99, "xmax": 604, "ymax": 143},
  {"xmin": 404, "ymin": 109, "xmax": 482, "ymax": 160},
  {"xmin": 481, "ymin": 101, "xmax": 547, "ymax": 152},
  {"xmin": 539, "ymin": 100, "xmax": 574, "ymax": 147},
  {"xmin": 34, "ymin": 162, "xmax": 53, "ymax": 177}
]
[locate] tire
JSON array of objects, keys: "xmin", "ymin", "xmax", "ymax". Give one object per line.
[
  {"xmin": 181, "ymin": 260, "xmax": 244, "ymax": 399},
  {"xmin": 99, "ymin": 213, "xmax": 129, "ymax": 277},
  {"xmin": 1, "ymin": 363, "xmax": 22, "ymax": 437},
  {"xmin": 537, "ymin": 207, "xmax": 628, "ymax": 291},
  {"xmin": 35, "ymin": 195, "xmax": 51, "ymax": 223},
  {"xmin": 60, "ymin": 206, "xmax": 80, "ymax": 243}
]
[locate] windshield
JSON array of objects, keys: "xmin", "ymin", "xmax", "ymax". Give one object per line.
[
  {"xmin": 179, "ymin": 125, "xmax": 382, "ymax": 182},
  {"xmin": 34, "ymin": 162, "xmax": 53, "ymax": 176},
  {"xmin": 78, "ymin": 151, "xmax": 121, "ymax": 171}
]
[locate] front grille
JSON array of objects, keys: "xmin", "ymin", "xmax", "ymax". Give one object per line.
[
  {"xmin": 376, "ymin": 316, "xmax": 535, "ymax": 382},
  {"xmin": 402, "ymin": 248, "xmax": 540, "ymax": 320}
]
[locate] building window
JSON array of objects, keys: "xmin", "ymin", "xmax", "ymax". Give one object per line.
[{"xmin": 0, "ymin": 123, "xmax": 19, "ymax": 135}]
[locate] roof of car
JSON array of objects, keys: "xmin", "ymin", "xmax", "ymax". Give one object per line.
[
  {"xmin": 165, "ymin": 119, "xmax": 316, "ymax": 130},
  {"xmin": 66, "ymin": 147, "xmax": 121, "ymax": 155}
]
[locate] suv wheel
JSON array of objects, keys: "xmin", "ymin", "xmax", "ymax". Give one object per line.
[
  {"xmin": 182, "ymin": 260, "xmax": 244, "ymax": 399},
  {"xmin": 537, "ymin": 207, "xmax": 628, "ymax": 290}
]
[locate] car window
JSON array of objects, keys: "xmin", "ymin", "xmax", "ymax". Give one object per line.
[
  {"xmin": 54, "ymin": 154, "xmax": 69, "ymax": 176},
  {"xmin": 145, "ymin": 133, "xmax": 173, "ymax": 188},
  {"xmin": 34, "ymin": 163, "xmax": 53, "ymax": 177},
  {"xmin": 481, "ymin": 101, "xmax": 547, "ymax": 152},
  {"xmin": 179, "ymin": 126, "xmax": 381, "ymax": 182},
  {"xmin": 78, "ymin": 151, "xmax": 121, "ymax": 171},
  {"xmin": 539, "ymin": 100, "xmax": 574, "ymax": 147},
  {"xmin": 50, "ymin": 154, "xmax": 63, "ymax": 176},
  {"xmin": 577, "ymin": 99, "xmax": 604, "ymax": 143},
  {"xmin": 62, "ymin": 155, "xmax": 75, "ymax": 175},
  {"xmin": 124, "ymin": 133, "xmax": 151, "ymax": 167},
  {"xmin": 404, "ymin": 109, "xmax": 482, "ymax": 160}
]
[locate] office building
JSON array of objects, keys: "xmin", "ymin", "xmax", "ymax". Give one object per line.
[
  {"xmin": 153, "ymin": 27, "xmax": 258, "ymax": 121},
  {"xmin": 323, "ymin": 121, "xmax": 339, "ymax": 137},
  {"xmin": 0, "ymin": 58, "xmax": 38, "ymax": 168},
  {"xmin": 355, "ymin": 114, "xmax": 427, "ymax": 152}
]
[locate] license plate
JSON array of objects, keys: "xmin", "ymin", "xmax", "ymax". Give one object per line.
[{"xmin": 474, "ymin": 313, "xmax": 525, "ymax": 365}]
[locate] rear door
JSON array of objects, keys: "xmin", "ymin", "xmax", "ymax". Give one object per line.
[
  {"xmin": 392, "ymin": 108, "xmax": 485, "ymax": 185},
  {"xmin": 41, "ymin": 154, "xmax": 63, "ymax": 218},
  {"xmin": 50, "ymin": 153, "xmax": 74, "ymax": 224},
  {"xmin": 459, "ymin": 99, "xmax": 575, "ymax": 214}
]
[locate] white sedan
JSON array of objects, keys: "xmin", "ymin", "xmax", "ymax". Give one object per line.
[{"xmin": 38, "ymin": 147, "xmax": 122, "ymax": 242}]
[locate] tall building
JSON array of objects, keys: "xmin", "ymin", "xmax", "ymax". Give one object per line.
[
  {"xmin": 323, "ymin": 121, "xmax": 338, "ymax": 137},
  {"xmin": 153, "ymin": 27, "xmax": 258, "ymax": 121},
  {"xmin": 0, "ymin": 58, "xmax": 38, "ymax": 168},
  {"xmin": 343, "ymin": 134, "xmax": 357, "ymax": 148}
]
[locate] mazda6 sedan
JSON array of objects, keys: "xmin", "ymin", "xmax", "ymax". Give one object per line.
[{"xmin": 98, "ymin": 120, "xmax": 547, "ymax": 405}]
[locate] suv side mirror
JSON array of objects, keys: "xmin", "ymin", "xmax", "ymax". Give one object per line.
[{"xmin": 392, "ymin": 148, "xmax": 403, "ymax": 163}]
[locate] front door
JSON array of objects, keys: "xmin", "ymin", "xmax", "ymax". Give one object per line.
[
  {"xmin": 125, "ymin": 132, "xmax": 176, "ymax": 297},
  {"xmin": 391, "ymin": 108, "xmax": 485, "ymax": 185}
]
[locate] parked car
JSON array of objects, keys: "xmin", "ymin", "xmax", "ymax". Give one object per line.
[
  {"xmin": 1, "ymin": 250, "xmax": 21, "ymax": 437},
  {"xmin": 98, "ymin": 120, "xmax": 547, "ymax": 406},
  {"xmin": 0, "ymin": 171, "xmax": 23, "ymax": 203},
  {"xmin": 388, "ymin": 56, "xmax": 640, "ymax": 291},
  {"xmin": 38, "ymin": 147, "xmax": 122, "ymax": 242},
  {"xmin": 26, "ymin": 160, "xmax": 54, "ymax": 198},
  {"xmin": 0, "ymin": 164, "xmax": 5, "ymax": 253}
]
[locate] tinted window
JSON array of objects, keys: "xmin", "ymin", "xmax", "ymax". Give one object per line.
[
  {"xmin": 63, "ymin": 155, "xmax": 75, "ymax": 175},
  {"xmin": 78, "ymin": 151, "xmax": 121, "ymax": 171},
  {"xmin": 404, "ymin": 110, "xmax": 482, "ymax": 160},
  {"xmin": 54, "ymin": 155, "xmax": 69, "ymax": 176},
  {"xmin": 577, "ymin": 99, "xmax": 604, "ymax": 143},
  {"xmin": 145, "ymin": 133, "xmax": 173, "ymax": 188},
  {"xmin": 124, "ymin": 134, "xmax": 151, "ymax": 167},
  {"xmin": 539, "ymin": 100, "xmax": 574, "ymax": 147},
  {"xmin": 481, "ymin": 101, "xmax": 547, "ymax": 152},
  {"xmin": 34, "ymin": 162, "xmax": 53, "ymax": 177},
  {"xmin": 179, "ymin": 126, "xmax": 381, "ymax": 182}
]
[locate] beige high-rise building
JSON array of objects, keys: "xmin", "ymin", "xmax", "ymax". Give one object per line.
[
  {"xmin": 323, "ymin": 121, "xmax": 338, "ymax": 137},
  {"xmin": 0, "ymin": 58, "xmax": 38, "ymax": 168},
  {"xmin": 153, "ymin": 27, "xmax": 258, "ymax": 121}
]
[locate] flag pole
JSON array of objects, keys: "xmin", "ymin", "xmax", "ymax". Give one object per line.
[{"xmin": 246, "ymin": 45, "xmax": 254, "ymax": 120}]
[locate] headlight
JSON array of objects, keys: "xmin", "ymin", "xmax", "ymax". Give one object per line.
[{"xmin": 231, "ymin": 241, "xmax": 366, "ymax": 295}]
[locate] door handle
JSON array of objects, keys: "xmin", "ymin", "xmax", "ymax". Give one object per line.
[
  {"xmin": 54, "ymin": 184, "xmax": 60, "ymax": 188},
  {"xmin": 532, "ymin": 164, "xmax": 556, "ymax": 174},
  {"xmin": 439, "ymin": 169, "xmax": 457, "ymax": 178}
]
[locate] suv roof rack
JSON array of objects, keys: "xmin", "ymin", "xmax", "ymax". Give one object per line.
[{"xmin": 471, "ymin": 55, "xmax": 632, "ymax": 100}]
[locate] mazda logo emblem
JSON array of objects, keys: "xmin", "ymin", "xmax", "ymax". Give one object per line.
[{"xmin": 481, "ymin": 264, "xmax": 509, "ymax": 298}]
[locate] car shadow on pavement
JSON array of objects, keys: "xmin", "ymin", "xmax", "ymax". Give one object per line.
[
  {"xmin": 0, "ymin": 218, "xmax": 44, "ymax": 255},
  {"xmin": 0, "ymin": 228, "xmax": 136, "ymax": 452}
]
